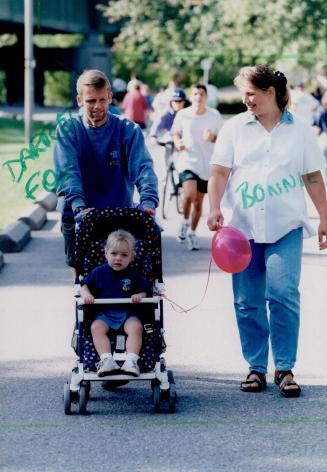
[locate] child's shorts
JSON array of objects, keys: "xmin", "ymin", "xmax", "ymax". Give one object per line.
[{"xmin": 95, "ymin": 309, "xmax": 142, "ymax": 330}]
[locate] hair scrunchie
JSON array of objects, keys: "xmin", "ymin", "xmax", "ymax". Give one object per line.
[{"xmin": 274, "ymin": 70, "xmax": 287, "ymax": 86}]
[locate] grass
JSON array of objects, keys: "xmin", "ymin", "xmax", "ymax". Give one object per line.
[{"xmin": 0, "ymin": 118, "xmax": 56, "ymax": 230}]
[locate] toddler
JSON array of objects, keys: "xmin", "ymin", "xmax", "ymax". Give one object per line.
[{"xmin": 80, "ymin": 229, "xmax": 151, "ymax": 377}]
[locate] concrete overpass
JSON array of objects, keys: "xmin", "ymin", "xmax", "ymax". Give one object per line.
[{"xmin": 0, "ymin": 0, "xmax": 121, "ymax": 105}]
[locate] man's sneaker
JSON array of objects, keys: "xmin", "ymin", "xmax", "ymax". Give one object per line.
[
  {"xmin": 97, "ymin": 357, "xmax": 120, "ymax": 377},
  {"xmin": 187, "ymin": 232, "xmax": 200, "ymax": 251},
  {"xmin": 176, "ymin": 222, "xmax": 189, "ymax": 243},
  {"xmin": 121, "ymin": 358, "xmax": 140, "ymax": 377}
]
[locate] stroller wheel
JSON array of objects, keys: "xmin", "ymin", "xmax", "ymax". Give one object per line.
[
  {"xmin": 63, "ymin": 383, "xmax": 72, "ymax": 415},
  {"xmin": 152, "ymin": 380, "xmax": 161, "ymax": 413},
  {"xmin": 168, "ymin": 383, "xmax": 177, "ymax": 413},
  {"xmin": 84, "ymin": 380, "xmax": 91, "ymax": 401},
  {"xmin": 78, "ymin": 382, "xmax": 88, "ymax": 415}
]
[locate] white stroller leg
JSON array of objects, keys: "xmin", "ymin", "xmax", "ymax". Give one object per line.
[{"xmin": 70, "ymin": 363, "xmax": 84, "ymax": 392}]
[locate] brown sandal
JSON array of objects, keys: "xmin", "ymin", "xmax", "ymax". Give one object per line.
[
  {"xmin": 274, "ymin": 370, "xmax": 301, "ymax": 398},
  {"xmin": 240, "ymin": 371, "xmax": 267, "ymax": 392}
]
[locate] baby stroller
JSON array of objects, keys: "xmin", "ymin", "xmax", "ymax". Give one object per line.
[{"xmin": 63, "ymin": 207, "xmax": 176, "ymax": 415}]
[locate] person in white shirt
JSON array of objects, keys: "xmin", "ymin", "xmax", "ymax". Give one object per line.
[
  {"xmin": 207, "ymin": 64, "xmax": 327, "ymax": 397},
  {"xmin": 173, "ymin": 83, "xmax": 224, "ymax": 250},
  {"xmin": 290, "ymin": 82, "xmax": 319, "ymax": 126}
]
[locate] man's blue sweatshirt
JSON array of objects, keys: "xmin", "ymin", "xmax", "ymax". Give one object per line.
[{"xmin": 53, "ymin": 113, "xmax": 158, "ymax": 216}]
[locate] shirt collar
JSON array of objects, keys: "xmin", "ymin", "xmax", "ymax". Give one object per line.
[{"xmin": 244, "ymin": 109, "xmax": 294, "ymax": 125}]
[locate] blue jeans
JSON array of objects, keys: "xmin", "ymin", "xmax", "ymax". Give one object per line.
[{"xmin": 232, "ymin": 228, "xmax": 303, "ymax": 374}]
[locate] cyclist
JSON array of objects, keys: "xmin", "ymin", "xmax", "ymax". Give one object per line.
[
  {"xmin": 149, "ymin": 88, "xmax": 188, "ymax": 181},
  {"xmin": 150, "ymin": 88, "xmax": 188, "ymax": 142}
]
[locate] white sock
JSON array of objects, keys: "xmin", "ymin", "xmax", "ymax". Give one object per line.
[
  {"xmin": 126, "ymin": 352, "xmax": 139, "ymax": 361},
  {"xmin": 187, "ymin": 228, "xmax": 196, "ymax": 235},
  {"xmin": 182, "ymin": 218, "xmax": 190, "ymax": 225},
  {"xmin": 100, "ymin": 352, "xmax": 112, "ymax": 361}
]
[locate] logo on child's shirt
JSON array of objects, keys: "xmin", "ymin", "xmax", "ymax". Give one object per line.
[{"xmin": 121, "ymin": 278, "xmax": 131, "ymax": 292}]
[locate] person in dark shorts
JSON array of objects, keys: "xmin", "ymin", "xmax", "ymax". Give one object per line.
[{"xmin": 172, "ymin": 84, "xmax": 224, "ymax": 250}]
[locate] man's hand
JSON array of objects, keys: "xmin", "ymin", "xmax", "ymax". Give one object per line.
[
  {"xmin": 203, "ymin": 128, "xmax": 216, "ymax": 143},
  {"xmin": 143, "ymin": 206, "xmax": 156, "ymax": 216},
  {"xmin": 176, "ymin": 138, "xmax": 185, "ymax": 151},
  {"xmin": 74, "ymin": 207, "xmax": 94, "ymax": 223},
  {"xmin": 207, "ymin": 209, "xmax": 224, "ymax": 231}
]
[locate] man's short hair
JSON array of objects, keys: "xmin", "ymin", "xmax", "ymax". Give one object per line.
[
  {"xmin": 192, "ymin": 83, "xmax": 207, "ymax": 94},
  {"xmin": 76, "ymin": 69, "xmax": 111, "ymax": 95}
]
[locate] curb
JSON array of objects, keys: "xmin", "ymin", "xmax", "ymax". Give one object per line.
[
  {"xmin": 0, "ymin": 192, "xmax": 57, "ymax": 266},
  {"xmin": 18, "ymin": 204, "xmax": 47, "ymax": 230},
  {"xmin": 0, "ymin": 220, "xmax": 31, "ymax": 252},
  {"xmin": 34, "ymin": 191, "xmax": 58, "ymax": 212}
]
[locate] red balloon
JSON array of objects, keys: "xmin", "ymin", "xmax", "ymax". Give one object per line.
[{"xmin": 211, "ymin": 227, "xmax": 252, "ymax": 273}]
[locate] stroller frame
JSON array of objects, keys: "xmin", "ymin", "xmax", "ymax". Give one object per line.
[{"xmin": 63, "ymin": 207, "xmax": 177, "ymax": 415}]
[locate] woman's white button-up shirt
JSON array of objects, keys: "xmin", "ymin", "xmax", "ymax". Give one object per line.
[{"xmin": 210, "ymin": 110, "xmax": 325, "ymax": 243}]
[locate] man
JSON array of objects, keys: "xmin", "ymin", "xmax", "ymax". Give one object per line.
[
  {"xmin": 54, "ymin": 69, "xmax": 158, "ymax": 272},
  {"xmin": 172, "ymin": 83, "xmax": 224, "ymax": 250},
  {"xmin": 290, "ymin": 82, "xmax": 319, "ymax": 126}
]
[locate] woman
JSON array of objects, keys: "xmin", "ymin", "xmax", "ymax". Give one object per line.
[{"xmin": 207, "ymin": 65, "xmax": 327, "ymax": 397}]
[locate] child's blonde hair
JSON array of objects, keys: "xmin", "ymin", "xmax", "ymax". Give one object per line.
[{"xmin": 105, "ymin": 229, "xmax": 136, "ymax": 257}]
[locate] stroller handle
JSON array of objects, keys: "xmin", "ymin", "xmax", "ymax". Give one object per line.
[{"xmin": 77, "ymin": 296, "xmax": 160, "ymax": 307}]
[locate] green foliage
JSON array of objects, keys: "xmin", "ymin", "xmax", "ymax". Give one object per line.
[
  {"xmin": 44, "ymin": 71, "xmax": 72, "ymax": 107},
  {"xmin": 0, "ymin": 34, "xmax": 17, "ymax": 48},
  {"xmin": 0, "ymin": 71, "xmax": 6, "ymax": 103},
  {"xmin": 33, "ymin": 34, "xmax": 84, "ymax": 48},
  {"xmin": 99, "ymin": 0, "xmax": 325, "ymax": 87},
  {"xmin": 0, "ymin": 119, "xmax": 54, "ymax": 229}
]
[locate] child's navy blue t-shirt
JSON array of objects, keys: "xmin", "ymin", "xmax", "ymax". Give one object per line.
[
  {"xmin": 83, "ymin": 263, "xmax": 151, "ymax": 329},
  {"xmin": 84, "ymin": 263, "xmax": 151, "ymax": 298}
]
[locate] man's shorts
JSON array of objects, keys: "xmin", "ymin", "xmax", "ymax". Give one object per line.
[
  {"xmin": 61, "ymin": 214, "xmax": 76, "ymax": 267},
  {"xmin": 179, "ymin": 170, "xmax": 208, "ymax": 194}
]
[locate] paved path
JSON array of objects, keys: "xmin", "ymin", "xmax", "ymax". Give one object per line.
[{"xmin": 1, "ymin": 143, "xmax": 327, "ymax": 472}]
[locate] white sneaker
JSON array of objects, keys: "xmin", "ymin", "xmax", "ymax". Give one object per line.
[
  {"xmin": 121, "ymin": 358, "xmax": 140, "ymax": 377},
  {"xmin": 97, "ymin": 357, "xmax": 120, "ymax": 377},
  {"xmin": 176, "ymin": 222, "xmax": 189, "ymax": 243},
  {"xmin": 187, "ymin": 232, "xmax": 200, "ymax": 251}
]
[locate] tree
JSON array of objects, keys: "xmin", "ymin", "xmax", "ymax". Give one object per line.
[{"xmin": 98, "ymin": 0, "xmax": 325, "ymax": 87}]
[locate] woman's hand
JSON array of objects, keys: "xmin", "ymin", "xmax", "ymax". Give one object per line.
[
  {"xmin": 318, "ymin": 219, "xmax": 327, "ymax": 250},
  {"xmin": 207, "ymin": 209, "xmax": 224, "ymax": 231}
]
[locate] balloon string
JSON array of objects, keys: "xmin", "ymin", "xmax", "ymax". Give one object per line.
[{"xmin": 155, "ymin": 258, "xmax": 213, "ymax": 314}]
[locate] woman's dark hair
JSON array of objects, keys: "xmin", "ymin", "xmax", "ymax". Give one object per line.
[{"xmin": 234, "ymin": 64, "xmax": 289, "ymax": 111}]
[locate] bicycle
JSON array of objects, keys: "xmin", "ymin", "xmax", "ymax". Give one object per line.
[{"xmin": 159, "ymin": 141, "xmax": 183, "ymax": 219}]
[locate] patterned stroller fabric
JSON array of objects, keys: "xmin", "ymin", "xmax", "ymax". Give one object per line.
[{"xmin": 75, "ymin": 207, "xmax": 162, "ymax": 372}]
